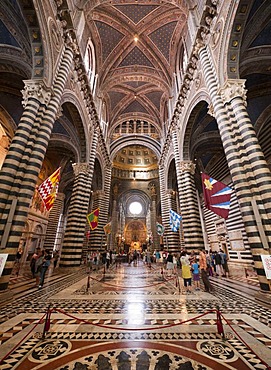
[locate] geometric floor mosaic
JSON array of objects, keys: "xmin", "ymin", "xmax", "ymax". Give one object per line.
[{"xmin": 0, "ymin": 262, "xmax": 271, "ymax": 370}]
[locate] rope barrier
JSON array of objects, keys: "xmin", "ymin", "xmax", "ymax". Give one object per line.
[
  {"xmin": 0, "ymin": 312, "xmax": 47, "ymax": 365},
  {"xmin": 1, "ymin": 305, "xmax": 270, "ymax": 369},
  {"xmin": 53, "ymin": 307, "xmax": 217, "ymax": 331},
  {"xmin": 220, "ymin": 312, "xmax": 271, "ymax": 370}
]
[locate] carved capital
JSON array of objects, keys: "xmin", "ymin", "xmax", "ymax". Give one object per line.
[
  {"xmin": 179, "ymin": 161, "xmax": 196, "ymax": 174},
  {"xmin": 21, "ymin": 79, "xmax": 52, "ymax": 107},
  {"xmin": 56, "ymin": 192, "xmax": 65, "ymax": 201},
  {"xmin": 93, "ymin": 190, "xmax": 105, "ymax": 200},
  {"xmin": 167, "ymin": 189, "xmax": 176, "ymax": 199},
  {"xmin": 72, "ymin": 162, "xmax": 90, "ymax": 176},
  {"xmin": 219, "ymin": 79, "xmax": 247, "ymax": 105}
]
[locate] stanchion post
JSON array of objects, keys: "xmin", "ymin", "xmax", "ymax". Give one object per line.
[
  {"xmin": 86, "ymin": 273, "xmax": 90, "ymax": 291},
  {"xmin": 103, "ymin": 264, "xmax": 106, "ymax": 280},
  {"xmin": 42, "ymin": 304, "xmax": 51, "ymax": 340},
  {"xmin": 216, "ymin": 306, "xmax": 225, "ymax": 339}
]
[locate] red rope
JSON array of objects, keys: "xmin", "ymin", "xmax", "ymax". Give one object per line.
[
  {"xmin": 89, "ymin": 275, "xmax": 176, "ymax": 289},
  {"xmin": 0, "ymin": 312, "xmax": 47, "ymax": 365},
  {"xmin": 220, "ymin": 312, "xmax": 271, "ymax": 370},
  {"xmin": 52, "ymin": 307, "xmax": 216, "ymax": 331}
]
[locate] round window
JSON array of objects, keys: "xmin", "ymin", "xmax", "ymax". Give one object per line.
[{"xmin": 129, "ymin": 201, "xmax": 142, "ymax": 215}]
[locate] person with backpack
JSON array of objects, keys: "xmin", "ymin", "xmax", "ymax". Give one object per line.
[{"xmin": 39, "ymin": 249, "xmax": 51, "ymax": 289}]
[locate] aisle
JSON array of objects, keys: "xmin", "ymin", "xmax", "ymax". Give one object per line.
[{"xmin": 0, "ymin": 261, "xmax": 271, "ymax": 370}]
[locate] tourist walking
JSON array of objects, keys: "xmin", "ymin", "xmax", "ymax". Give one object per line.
[
  {"xmin": 39, "ymin": 249, "xmax": 51, "ymax": 289},
  {"xmin": 191, "ymin": 259, "xmax": 200, "ymax": 291},
  {"xmin": 180, "ymin": 251, "xmax": 193, "ymax": 294},
  {"xmin": 199, "ymin": 249, "xmax": 211, "ymax": 293}
]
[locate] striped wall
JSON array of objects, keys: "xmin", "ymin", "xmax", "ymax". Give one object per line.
[
  {"xmin": 178, "ymin": 162, "xmax": 205, "ymax": 251},
  {"xmin": 158, "ymin": 165, "xmax": 180, "ymax": 253},
  {"xmin": 43, "ymin": 193, "xmax": 65, "ymax": 252},
  {"xmin": 171, "ymin": 129, "xmax": 204, "ymax": 251},
  {"xmin": 89, "ymin": 165, "xmax": 112, "ymax": 252},
  {"xmin": 204, "ymin": 155, "xmax": 253, "ymax": 265},
  {"xmin": 60, "ymin": 163, "xmax": 92, "ymax": 267},
  {"xmin": 199, "ymin": 45, "xmax": 271, "ymax": 291},
  {"xmin": 0, "ymin": 45, "xmax": 74, "ymax": 291}
]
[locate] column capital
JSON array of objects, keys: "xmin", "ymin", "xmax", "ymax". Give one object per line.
[
  {"xmin": 166, "ymin": 189, "xmax": 176, "ymax": 199},
  {"xmin": 219, "ymin": 79, "xmax": 247, "ymax": 105},
  {"xmin": 56, "ymin": 192, "xmax": 65, "ymax": 201},
  {"xmin": 72, "ymin": 162, "xmax": 90, "ymax": 176},
  {"xmin": 179, "ymin": 161, "xmax": 196, "ymax": 174},
  {"xmin": 93, "ymin": 190, "xmax": 105, "ymax": 200},
  {"xmin": 21, "ymin": 79, "xmax": 53, "ymax": 107}
]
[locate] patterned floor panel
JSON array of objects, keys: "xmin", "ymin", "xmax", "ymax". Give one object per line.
[{"xmin": 0, "ymin": 263, "xmax": 271, "ymax": 370}]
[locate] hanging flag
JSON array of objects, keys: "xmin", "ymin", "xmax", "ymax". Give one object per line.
[
  {"xmin": 103, "ymin": 221, "xmax": 112, "ymax": 235},
  {"xmin": 156, "ymin": 222, "xmax": 165, "ymax": 236},
  {"xmin": 201, "ymin": 173, "xmax": 232, "ymax": 219},
  {"xmin": 87, "ymin": 208, "xmax": 100, "ymax": 230},
  {"xmin": 169, "ymin": 209, "xmax": 182, "ymax": 232},
  {"xmin": 37, "ymin": 167, "xmax": 61, "ymax": 211}
]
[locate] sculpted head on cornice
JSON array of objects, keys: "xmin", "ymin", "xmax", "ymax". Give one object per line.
[
  {"xmin": 65, "ymin": 31, "xmax": 80, "ymax": 56},
  {"xmin": 176, "ymin": 102, "xmax": 182, "ymax": 113},
  {"xmin": 178, "ymin": 96, "xmax": 185, "ymax": 106},
  {"xmin": 190, "ymin": 55, "xmax": 198, "ymax": 69}
]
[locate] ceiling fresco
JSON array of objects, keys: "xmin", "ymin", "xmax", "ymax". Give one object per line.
[{"xmin": 85, "ymin": 0, "xmax": 188, "ymax": 130}]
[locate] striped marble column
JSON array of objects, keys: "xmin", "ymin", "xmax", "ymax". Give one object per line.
[
  {"xmin": 199, "ymin": 45, "xmax": 271, "ymax": 291},
  {"xmin": 60, "ymin": 163, "xmax": 92, "ymax": 267},
  {"xmin": 158, "ymin": 165, "xmax": 180, "ymax": 252},
  {"xmin": 110, "ymin": 198, "xmax": 118, "ymax": 251},
  {"xmin": 43, "ymin": 193, "xmax": 65, "ymax": 252},
  {"xmin": 90, "ymin": 165, "xmax": 112, "ymax": 251},
  {"xmin": 178, "ymin": 161, "xmax": 204, "ymax": 251},
  {"xmin": 220, "ymin": 79, "xmax": 271, "ymax": 290},
  {"xmin": 110, "ymin": 182, "xmax": 118, "ymax": 250},
  {"xmin": 0, "ymin": 42, "xmax": 74, "ymax": 290},
  {"xmin": 171, "ymin": 128, "xmax": 204, "ymax": 251},
  {"xmin": 89, "ymin": 190, "xmax": 107, "ymax": 251},
  {"xmin": 150, "ymin": 190, "xmax": 159, "ymax": 251}
]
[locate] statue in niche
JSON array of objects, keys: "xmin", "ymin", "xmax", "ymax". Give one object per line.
[
  {"xmin": 150, "ymin": 183, "xmax": 156, "ymax": 195},
  {"xmin": 113, "ymin": 183, "xmax": 118, "ymax": 197}
]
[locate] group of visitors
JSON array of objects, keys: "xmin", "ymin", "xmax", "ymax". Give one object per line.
[
  {"xmin": 152, "ymin": 247, "xmax": 229, "ymax": 294},
  {"xmin": 30, "ymin": 248, "xmax": 59, "ymax": 289}
]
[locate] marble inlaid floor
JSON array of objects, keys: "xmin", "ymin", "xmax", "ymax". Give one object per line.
[{"xmin": 0, "ymin": 261, "xmax": 271, "ymax": 370}]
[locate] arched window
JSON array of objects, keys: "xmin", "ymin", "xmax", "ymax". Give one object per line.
[{"xmin": 84, "ymin": 39, "xmax": 97, "ymax": 93}]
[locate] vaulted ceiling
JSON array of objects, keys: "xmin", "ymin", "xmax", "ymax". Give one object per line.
[{"xmin": 84, "ymin": 0, "xmax": 188, "ymax": 129}]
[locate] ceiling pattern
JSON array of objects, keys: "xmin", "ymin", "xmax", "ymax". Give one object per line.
[
  {"xmin": 113, "ymin": 145, "xmax": 158, "ymax": 168},
  {"xmin": 95, "ymin": 21, "xmax": 124, "ymax": 61},
  {"xmin": 114, "ymin": 4, "xmax": 159, "ymax": 24},
  {"xmin": 86, "ymin": 1, "xmax": 187, "ymax": 130}
]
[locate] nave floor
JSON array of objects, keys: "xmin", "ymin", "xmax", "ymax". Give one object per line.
[{"xmin": 0, "ymin": 262, "xmax": 271, "ymax": 370}]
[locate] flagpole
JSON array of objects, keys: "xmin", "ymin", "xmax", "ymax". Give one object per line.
[{"xmin": 197, "ymin": 189, "xmax": 208, "ymax": 249}]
